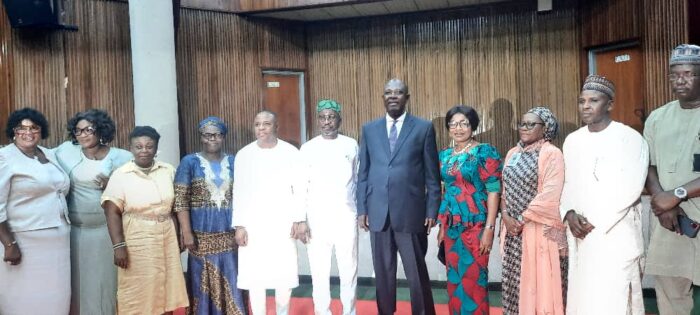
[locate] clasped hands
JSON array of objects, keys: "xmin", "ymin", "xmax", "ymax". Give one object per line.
[
  {"xmin": 650, "ymin": 190, "xmax": 683, "ymax": 234},
  {"xmin": 233, "ymin": 221, "xmax": 311, "ymax": 247},
  {"xmin": 563, "ymin": 211, "xmax": 595, "ymax": 239}
]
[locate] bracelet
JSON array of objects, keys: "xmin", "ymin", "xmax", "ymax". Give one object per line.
[
  {"xmin": 484, "ymin": 224, "xmax": 496, "ymax": 230},
  {"xmin": 112, "ymin": 242, "xmax": 126, "ymax": 250},
  {"xmin": 4, "ymin": 240, "xmax": 17, "ymax": 248}
]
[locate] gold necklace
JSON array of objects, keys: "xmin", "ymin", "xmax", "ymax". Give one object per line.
[{"xmin": 453, "ymin": 139, "xmax": 475, "ymax": 155}]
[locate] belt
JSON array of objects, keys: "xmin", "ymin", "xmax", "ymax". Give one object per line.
[{"xmin": 123, "ymin": 212, "xmax": 172, "ymax": 222}]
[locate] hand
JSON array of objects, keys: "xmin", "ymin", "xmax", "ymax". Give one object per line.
[
  {"xmin": 424, "ymin": 218, "xmax": 436, "ymax": 235},
  {"xmin": 292, "ymin": 222, "xmax": 311, "ymax": 244},
  {"xmin": 93, "ymin": 174, "xmax": 110, "ymax": 190},
  {"xmin": 180, "ymin": 231, "xmax": 197, "ymax": 252},
  {"xmin": 3, "ymin": 243, "xmax": 21, "ymax": 265},
  {"xmin": 437, "ymin": 226, "xmax": 445, "ymax": 243},
  {"xmin": 113, "ymin": 247, "xmax": 128, "ymax": 269},
  {"xmin": 657, "ymin": 206, "xmax": 682, "ymax": 234},
  {"xmin": 502, "ymin": 213, "xmax": 523, "ymax": 236},
  {"xmin": 564, "ymin": 211, "xmax": 595, "ymax": 239},
  {"xmin": 479, "ymin": 229, "xmax": 495, "ymax": 256},
  {"xmin": 235, "ymin": 228, "xmax": 248, "ymax": 247},
  {"xmin": 358, "ymin": 215, "xmax": 369, "ymax": 232},
  {"xmin": 651, "ymin": 191, "xmax": 682, "ymax": 216}
]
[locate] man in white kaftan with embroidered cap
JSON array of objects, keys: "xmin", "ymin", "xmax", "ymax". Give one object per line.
[
  {"xmin": 301, "ymin": 99, "xmax": 359, "ymax": 315},
  {"xmin": 560, "ymin": 74, "xmax": 649, "ymax": 315},
  {"xmin": 232, "ymin": 110, "xmax": 307, "ymax": 315}
]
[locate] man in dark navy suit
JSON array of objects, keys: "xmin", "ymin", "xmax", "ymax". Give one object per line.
[{"xmin": 356, "ymin": 79, "xmax": 440, "ymax": 315}]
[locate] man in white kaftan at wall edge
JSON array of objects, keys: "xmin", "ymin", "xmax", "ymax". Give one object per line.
[{"xmin": 560, "ymin": 74, "xmax": 649, "ymax": 315}]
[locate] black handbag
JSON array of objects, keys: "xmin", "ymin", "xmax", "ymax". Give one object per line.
[{"xmin": 437, "ymin": 240, "xmax": 446, "ymax": 265}]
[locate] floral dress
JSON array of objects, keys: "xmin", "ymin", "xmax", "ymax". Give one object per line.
[{"xmin": 438, "ymin": 144, "xmax": 502, "ymax": 315}]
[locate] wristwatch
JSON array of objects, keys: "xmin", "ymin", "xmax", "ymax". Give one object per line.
[{"xmin": 674, "ymin": 187, "xmax": 688, "ymax": 200}]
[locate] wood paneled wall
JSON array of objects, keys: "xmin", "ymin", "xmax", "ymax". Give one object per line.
[
  {"xmin": 306, "ymin": 1, "xmax": 581, "ymax": 155},
  {"xmin": 0, "ymin": 0, "xmax": 691, "ymax": 156},
  {"xmin": 640, "ymin": 0, "xmax": 688, "ymax": 113},
  {"xmin": 176, "ymin": 10, "xmax": 306, "ymax": 154},
  {"xmin": 0, "ymin": 4, "xmax": 13, "ymax": 144},
  {"xmin": 0, "ymin": 0, "xmax": 134, "ymax": 148},
  {"xmin": 581, "ymin": 0, "xmax": 640, "ymax": 48},
  {"xmin": 581, "ymin": 0, "xmax": 689, "ymax": 117}
]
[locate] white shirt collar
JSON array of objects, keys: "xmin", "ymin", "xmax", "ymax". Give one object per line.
[{"xmin": 385, "ymin": 111, "xmax": 407, "ymax": 123}]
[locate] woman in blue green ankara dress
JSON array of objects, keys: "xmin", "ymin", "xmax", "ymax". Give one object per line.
[
  {"xmin": 174, "ymin": 117, "xmax": 246, "ymax": 315},
  {"xmin": 437, "ymin": 105, "xmax": 502, "ymax": 315}
]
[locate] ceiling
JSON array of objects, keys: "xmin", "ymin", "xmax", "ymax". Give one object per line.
[{"xmin": 249, "ymin": 0, "xmax": 515, "ymax": 21}]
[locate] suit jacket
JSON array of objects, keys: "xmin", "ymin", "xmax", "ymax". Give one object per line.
[{"xmin": 356, "ymin": 113, "xmax": 441, "ymax": 233}]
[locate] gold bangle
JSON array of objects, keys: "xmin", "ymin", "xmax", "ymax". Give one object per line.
[{"xmin": 5, "ymin": 240, "xmax": 17, "ymax": 248}]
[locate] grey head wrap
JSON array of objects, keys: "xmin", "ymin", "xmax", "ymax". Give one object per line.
[{"xmin": 526, "ymin": 106, "xmax": 559, "ymax": 142}]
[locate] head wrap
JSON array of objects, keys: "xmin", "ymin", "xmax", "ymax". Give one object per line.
[
  {"xmin": 316, "ymin": 99, "xmax": 342, "ymax": 114},
  {"xmin": 198, "ymin": 116, "xmax": 228, "ymax": 135},
  {"xmin": 670, "ymin": 44, "xmax": 700, "ymax": 66},
  {"xmin": 526, "ymin": 106, "xmax": 559, "ymax": 142},
  {"xmin": 582, "ymin": 74, "xmax": 615, "ymax": 100}
]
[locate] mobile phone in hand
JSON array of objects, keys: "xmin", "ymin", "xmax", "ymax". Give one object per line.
[{"xmin": 678, "ymin": 214, "xmax": 700, "ymax": 238}]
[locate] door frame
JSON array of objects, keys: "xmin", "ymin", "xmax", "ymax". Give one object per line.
[
  {"xmin": 587, "ymin": 41, "xmax": 640, "ymax": 74},
  {"xmin": 261, "ymin": 70, "xmax": 308, "ymax": 145}
]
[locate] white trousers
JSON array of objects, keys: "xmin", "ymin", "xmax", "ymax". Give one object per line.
[
  {"xmin": 249, "ymin": 288, "xmax": 292, "ymax": 315},
  {"xmin": 306, "ymin": 213, "xmax": 358, "ymax": 315}
]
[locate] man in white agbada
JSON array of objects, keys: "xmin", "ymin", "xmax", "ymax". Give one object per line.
[
  {"xmin": 233, "ymin": 110, "xmax": 307, "ymax": 315},
  {"xmin": 560, "ymin": 74, "xmax": 649, "ymax": 315},
  {"xmin": 300, "ymin": 99, "xmax": 359, "ymax": 315}
]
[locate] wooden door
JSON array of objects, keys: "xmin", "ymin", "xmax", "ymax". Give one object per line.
[
  {"xmin": 593, "ymin": 46, "xmax": 644, "ymax": 132},
  {"xmin": 262, "ymin": 73, "xmax": 304, "ymax": 147}
]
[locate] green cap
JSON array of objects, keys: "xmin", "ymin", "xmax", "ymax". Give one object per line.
[{"xmin": 316, "ymin": 99, "xmax": 341, "ymax": 114}]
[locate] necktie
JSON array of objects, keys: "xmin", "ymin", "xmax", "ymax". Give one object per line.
[{"xmin": 389, "ymin": 119, "xmax": 398, "ymax": 154}]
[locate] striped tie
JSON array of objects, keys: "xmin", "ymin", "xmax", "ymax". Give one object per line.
[{"xmin": 389, "ymin": 119, "xmax": 398, "ymax": 154}]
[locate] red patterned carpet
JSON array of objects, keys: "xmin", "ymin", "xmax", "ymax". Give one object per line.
[{"xmin": 174, "ymin": 297, "xmax": 503, "ymax": 314}]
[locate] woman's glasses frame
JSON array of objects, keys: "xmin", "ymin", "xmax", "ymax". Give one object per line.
[
  {"xmin": 517, "ymin": 122, "xmax": 545, "ymax": 130},
  {"xmin": 72, "ymin": 126, "xmax": 97, "ymax": 136}
]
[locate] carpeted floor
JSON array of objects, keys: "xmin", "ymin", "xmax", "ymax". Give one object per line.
[{"xmin": 174, "ymin": 282, "xmax": 661, "ymax": 314}]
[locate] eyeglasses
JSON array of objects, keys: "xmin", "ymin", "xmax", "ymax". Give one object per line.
[
  {"xmin": 517, "ymin": 122, "xmax": 545, "ymax": 130},
  {"xmin": 318, "ymin": 114, "xmax": 338, "ymax": 122},
  {"xmin": 72, "ymin": 126, "xmax": 96, "ymax": 136},
  {"xmin": 668, "ymin": 73, "xmax": 700, "ymax": 82},
  {"xmin": 447, "ymin": 121, "xmax": 470, "ymax": 129},
  {"xmin": 14, "ymin": 125, "xmax": 41, "ymax": 134},
  {"xmin": 201, "ymin": 132, "xmax": 224, "ymax": 140}
]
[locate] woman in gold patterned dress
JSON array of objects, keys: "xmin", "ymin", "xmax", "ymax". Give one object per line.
[{"xmin": 102, "ymin": 126, "xmax": 189, "ymax": 314}]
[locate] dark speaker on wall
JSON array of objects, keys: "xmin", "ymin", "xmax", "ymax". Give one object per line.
[{"xmin": 2, "ymin": 0, "xmax": 77, "ymax": 30}]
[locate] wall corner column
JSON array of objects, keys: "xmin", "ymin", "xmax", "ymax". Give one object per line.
[{"xmin": 128, "ymin": 0, "xmax": 181, "ymax": 166}]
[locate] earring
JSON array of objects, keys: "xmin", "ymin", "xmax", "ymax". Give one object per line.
[
  {"xmin": 450, "ymin": 138, "xmax": 455, "ymax": 148},
  {"xmin": 12, "ymin": 136, "xmax": 16, "ymax": 141},
  {"xmin": 99, "ymin": 138, "xmax": 105, "ymax": 145}
]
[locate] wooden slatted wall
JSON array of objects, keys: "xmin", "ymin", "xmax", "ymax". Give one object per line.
[
  {"xmin": 176, "ymin": 10, "xmax": 307, "ymax": 154},
  {"xmin": 306, "ymin": 2, "xmax": 581, "ymax": 155},
  {"xmin": 0, "ymin": 0, "xmax": 134, "ymax": 148},
  {"xmin": 641, "ymin": 0, "xmax": 689, "ymax": 113},
  {"xmin": 580, "ymin": 0, "xmax": 689, "ymax": 120}
]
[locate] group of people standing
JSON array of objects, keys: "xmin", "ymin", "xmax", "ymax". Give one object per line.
[{"xmin": 0, "ymin": 43, "xmax": 698, "ymax": 315}]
